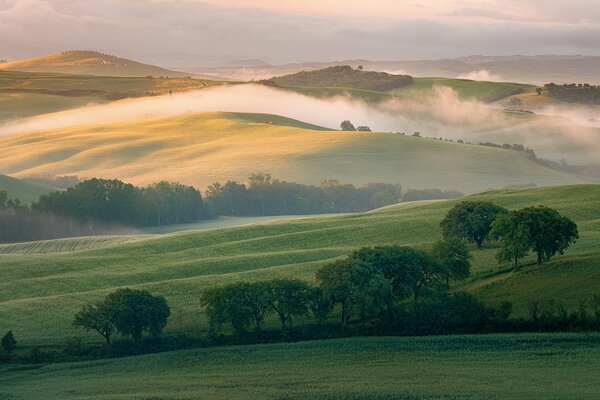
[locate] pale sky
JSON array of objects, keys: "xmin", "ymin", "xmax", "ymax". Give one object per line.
[{"xmin": 1, "ymin": 0, "xmax": 600, "ymax": 65}]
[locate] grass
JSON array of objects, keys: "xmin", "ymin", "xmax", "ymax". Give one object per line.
[
  {"xmin": 279, "ymin": 77, "xmax": 533, "ymax": 104},
  {"xmin": 0, "ymin": 70, "xmax": 226, "ymax": 123},
  {"xmin": 0, "ymin": 173, "xmax": 52, "ymax": 203},
  {"xmin": 0, "ymin": 185, "xmax": 599, "ymax": 346},
  {"xmin": 0, "ymin": 111, "xmax": 590, "ymax": 194},
  {"xmin": 0, "ymin": 333, "xmax": 599, "ymax": 400}
]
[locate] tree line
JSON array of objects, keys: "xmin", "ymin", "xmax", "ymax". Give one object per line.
[
  {"xmin": 0, "ymin": 202, "xmax": 590, "ymax": 364},
  {"xmin": 544, "ymin": 83, "xmax": 600, "ymax": 105}
]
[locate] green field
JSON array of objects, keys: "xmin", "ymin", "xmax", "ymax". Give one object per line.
[
  {"xmin": 0, "ymin": 173, "xmax": 52, "ymax": 203},
  {"xmin": 278, "ymin": 77, "xmax": 533, "ymax": 103},
  {"xmin": 1, "ymin": 185, "xmax": 598, "ymax": 347},
  {"xmin": 0, "ymin": 111, "xmax": 590, "ymax": 194},
  {"xmin": 1, "ymin": 333, "xmax": 599, "ymax": 400}
]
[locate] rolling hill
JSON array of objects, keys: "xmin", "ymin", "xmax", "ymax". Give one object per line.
[
  {"xmin": 0, "ymin": 70, "xmax": 226, "ymax": 124},
  {"xmin": 0, "ymin": 112, "xmax": 591, "ymax": 194},
  {"xmin": 0, "ymin": 50, "xmax": 189, "ymax": 78},
  {"xmin": 0, "ymin": 173, "xmax": 52, "ymax": 203},
  {"xmin": 269, "ymin": 66, "xmax": 532, "ymax": 103},
  {"xmin": 0, "ymin": 184, "xmax": 598, "ymax": 347}
]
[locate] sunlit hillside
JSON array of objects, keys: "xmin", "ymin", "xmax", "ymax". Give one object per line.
[
  {"xmin": 0, "ymin": 112, "xmax": 591, "ymax": 194},
  {"xmin": 0, "ymin": 50, "xmax": 189, "ymax": 77}
]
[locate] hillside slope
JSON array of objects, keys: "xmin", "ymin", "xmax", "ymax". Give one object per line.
[
  {"xmin": 0, "ymin": 184, "xmax": 598, "ymax": 345},
  {"xmin": 0, "ymin": 112, "xmax": 590, "ymax": 194},
  {"xmin": 0, "ymin": 173, "xmax": 52, "ymax": 203},
  {"xmin": 0, "ymin": 51, "xmax": 188, "ymax": 77},
  {"xmin": 0, "ymin": 70, "xmax": 225, "ymax": 123}
]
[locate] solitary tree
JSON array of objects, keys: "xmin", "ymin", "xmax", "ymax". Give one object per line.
[
  {"xmin": 441, "ymin": 201, "xmax": 508, "ymax": 249},
  {"xmin": 536, "ymin": 87, "xmax": 543, "ymax": 96},
  {"xmin": 316, "ymin": 258, "xmax": 391, "ymax": 327},
  {"xmin": 493, "ymin": 206, "xmax": 578, "ymax": 266},
  {"xmin": 340, "ymin": 120, "xmax": 356, "ymax": 131},
  {"xmin": 431, "ymin": 237, "xmax": 472, "ymax": 283},
  {"xmin": 73, "ymin": 301, "xmax": 118, "ymax": 347},
  {"xmin": 1, "ymin": 331, "xmax": 17, "ymax": 359}
]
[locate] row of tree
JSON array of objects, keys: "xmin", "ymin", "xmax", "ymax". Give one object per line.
[
  {"xmin": 544, "ymin": 82, "xmax": 600, "ymax": 105},
  {"xmin": 441, "ymin": 201, "xmax": 578, "ymax": 267}
]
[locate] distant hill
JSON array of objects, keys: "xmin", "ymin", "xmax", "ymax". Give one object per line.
[
  {"xmin": 0, "ymin": 112, "xmax": 591, "ymax": 194},
  {"xmin": 0, "ymin": 173, "xmax": 52, "ymax": 203},
  {"xmin": 269, "ymin": 65, "xmax": 413, "ymax": 91},
  {"xmin": 184, "ymin": 55, "xmax": 600, "ymax": 85},
  {"xmin": 0, "ymin": 50, "xmax": 190, "ymax": 78}
]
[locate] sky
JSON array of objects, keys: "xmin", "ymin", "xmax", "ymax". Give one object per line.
[{"xmin": 1, "ymin": 0, "xmax": 600, "ymax": 65}]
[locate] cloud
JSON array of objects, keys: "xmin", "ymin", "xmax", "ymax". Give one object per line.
[{"xmin": 1, "ymin": 0, "xmax": 600, "ymax": 64}]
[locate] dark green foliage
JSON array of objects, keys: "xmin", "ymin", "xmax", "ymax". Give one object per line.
[
  {"xmin": 351, "ymin": 246, "xmax": 448, "ymax": 301},
  {"xmin": 431, "ymin": 237, "xmax": 472, "ymax": 282},
  {"xmin": 109, "ymin": 289, "xmax": 171, "ymax": 342},
  {"xmin": 74, "ymin": 289, "xmax": 170, "ymax": 344},
  {"xmin": 205, "ymin": 175, "xmax": 402, "ymax": 216},
  {"xmin": 265, "ymin": 279, "xmax": 314, "ymax": 330},
  {"xmin": 73, "ymin": 300, "xmax": 118, "ymax": 346},
  {"xmin": 316, "ymin": 258, "xmax": 392, "ymax": 327},
  {"xmin": 441, "ymin": 201, "xmax": 508, "ymax": 249},
  {"xmin": 35, "ymin": 178, "xmax": 205, "ymax": 228},
  {"xmin": 544, "ymin": 82, "xmax": 600, "ymax": 105},
  {"xmin": 340, "ymin": 120, "xmax": 356, "ymax": 131},
  {"xmin": 1, "ymin": 330, "xmax": 16, "ymax": 359},
  {"xmin": 269, "ymin": 65, "xmax": 413, "ymax": 91},
  {"xmin": 493, "ymin": 206, "xmax": 578, "ymax": 266}
]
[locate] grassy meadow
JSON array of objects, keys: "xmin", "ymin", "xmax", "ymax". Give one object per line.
[
  {"xmin": 0, "ymin": 184, "xmax": 599, "ymax": 347},
  {"xmin": 0, "ymin": 112, "xmax": 591, "ymax": 194},
  {"xmin": 1, "ymin": 333, "xmax": 599, "ymax": 400}
]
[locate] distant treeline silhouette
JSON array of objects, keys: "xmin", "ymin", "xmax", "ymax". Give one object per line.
[{"xmin": 544, "ymin": 82, "xmax": 600, "ymax": 105}]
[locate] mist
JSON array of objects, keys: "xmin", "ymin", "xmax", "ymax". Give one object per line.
[{"xmin": 1, "ymin": 83, "xmax": 599, "ymax": 163}]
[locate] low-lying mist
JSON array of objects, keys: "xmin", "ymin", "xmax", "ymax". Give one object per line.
[{"xmin": 1, "ymin": 83, "xmax": 599, "ymax": 164}]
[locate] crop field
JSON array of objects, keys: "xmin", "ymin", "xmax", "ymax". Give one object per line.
[
  {"xmin": 0, "ymin": 112, "xmax": 590, "ymax": 194},
  {"xmin": 0, "ymin": 185, "xmax": 598, "ymax": 346},
  {"xmin": 0, "ymin": 333, "xmax": 599, "ymax": 400}
]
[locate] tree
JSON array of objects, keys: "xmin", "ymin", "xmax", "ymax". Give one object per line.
[
  {"xmin": 110, "ymin": 289, "xmax": 170, "ymax": 343},
  {"xmin": 352, "ymin": 246, "xmax": 447, "ymax": 302},
  {"xmin": 73, "ymin": 301, "xmax": 117, "ymax": 347},
  {"xmin": 441, "ymin": 201, "xmax": 508, "ymax": 249},
  {"xmin": 490, "ymin": 211, "xmax": 530, "ymax": 269},
  {"xmin": 316, "ymin": 258, "xmax": 391, "ymax": 327},
  {"xmin": 266, "ymin": 279, "xmax": 314, "ymax": 330},
  {"xmin": 536, "ymin": 87, "xmax": 543, "ymax": 96},
  {"xmin": 201, "ymin": 282, "xmax": 271, "ymax": 335},
  {"xmin": 494, "ymin": 206, "xmax": 578, "ymax": 266},
  {"xmin": 509, "ymin": 97, "xmax": 523, "ymax": 108},
  {"xmin": 340, "ymin": 120, "xmax": 356, "ymax": 131},
  {"xmin": 357, "ymin": 126, "xmax": 372, "ymax": 132},
  {"xmin": 1, "ymin": 331, "xmax": 16, "ymax": 359},
  {"xmin": 431, "ymin": 237, "xmax": 471, "ymax": 283}
]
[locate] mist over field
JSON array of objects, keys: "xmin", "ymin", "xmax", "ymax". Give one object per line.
[{"xmin": 2, "ymin": 83, "xmax": 599, "ymax": 163}]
